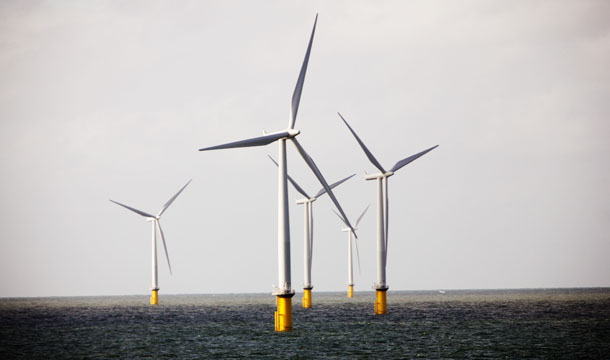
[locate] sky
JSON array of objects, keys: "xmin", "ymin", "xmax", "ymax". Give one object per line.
[{"xmin": 0, "ymin": 0, "xmax": 608, "ymax": 297}]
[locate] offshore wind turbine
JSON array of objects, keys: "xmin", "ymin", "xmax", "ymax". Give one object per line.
[
  {"xmin": 269, "ymin": 155, "xmax": 354, "ymax": 308},
  {"xmin": 110, "ymin": 180, "xmax": 191, "ymax": 305},
  {"xmin": 338, "ymin": 112, "xmax": 438, "ymax": 314},
  {"xmin": 333, "ymin": 205, "xmax": 369, "ymax": 298},
  {"xmin": 198, "ymin": 15, "xmax": 356, "ymax": 332}
]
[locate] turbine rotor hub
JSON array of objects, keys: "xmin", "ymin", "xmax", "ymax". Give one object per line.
[{"xmin": 286, "ymin": 128, "xmax": 300, "ymax": 138}]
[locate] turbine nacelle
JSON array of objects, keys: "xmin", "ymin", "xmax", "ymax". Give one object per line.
[
  {"xmin": 296, "ymin": 197, "xmax": 316, "ymax": 204},
  {"xmin": 364, "ymin": 171, "xmax": 394, "ymax": 180},
  {"xmin": 270, "ymin": 128, "xmax": 301, "ymax": 139},
  {"xmin": 286, "ymin": 129, "xmax": 301, "ymax": 138}
]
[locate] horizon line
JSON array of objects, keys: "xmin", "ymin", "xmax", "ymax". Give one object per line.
[{"xmin": 2, "ymin": 286, "xmax": 609, "ymax": 299}]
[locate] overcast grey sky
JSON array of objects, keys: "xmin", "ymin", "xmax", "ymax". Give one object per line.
[{"xmin": 1, "ymin": 1, "xmax": 608, "ymax": 297}]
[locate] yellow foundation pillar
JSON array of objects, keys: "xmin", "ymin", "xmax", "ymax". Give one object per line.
[
  {"xmin": 274, "ymin": 294, "xmax": 294, "ymax": 332},
  {"xmin": 150, "ymin": 289, "xmax": 159, "ymax": 305},
  {"xmin": 374, "ymin": 289, "xmax": 387, "ymax": 315},
  {"xmin": 347, "ymin": 285, "xmax": 354, "ymax": 298},
  {"xmin": 302, "ymin": 288, "xmax": 312, "ymax": 308}
]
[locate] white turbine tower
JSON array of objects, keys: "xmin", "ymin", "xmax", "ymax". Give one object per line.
[
  {"xmin": 332, "ymin": 205, "xmax": 369, "ymax": 298},
  {"xmin": 269, "ymin": 155, "xmax": 354, "ymax": 308},
  {"xmin": 110, "ymin": 179, "xmax": 191, "ymax": 305},
  {"xmin": 198, "ymin": 15, "xmax": 356, "ymax": 332},
  {"xmin": 338, "ymin": 112, "xmax": 438, "ymax": 314}
]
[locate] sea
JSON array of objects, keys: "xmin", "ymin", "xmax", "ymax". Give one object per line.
[{"xmin": 1, "ymin": 288, "xmax": 609, "ymax": 359}]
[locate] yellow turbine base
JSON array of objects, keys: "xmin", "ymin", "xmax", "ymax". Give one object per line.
[
  {"xmin": 274, "ymin": 295, "xmax": 293, "ymax": 332},
  {"xmin": 374, "ymin": 289, "xmax": 387, "ymax": 315},
  {"xmin": 302, "ymin": 289, "xmax": 312, "ymax": 308},
  {"xmin": 150, "ymin": 290, "xmax": 159, "ymax": 305},
  {"xmin": 347, "ymin": 285, "xmax": 354, "ymax": 298}
]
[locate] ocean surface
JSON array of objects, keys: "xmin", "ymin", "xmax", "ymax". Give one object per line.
[{"xmin": 1, "ymin": 288, "xmax": 609, "ymax": 359}]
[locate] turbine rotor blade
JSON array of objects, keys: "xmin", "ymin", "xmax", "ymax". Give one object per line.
[
  {"xmin": 198, "ymin": 132, "xmax": 291, "ymax": 151},
  {"xmin": 156, "ymin": 220, "xmax": 172, "ymax": 276},
  {"xmin": 390, "ymin": 145, "xmax": 439, "ymax": 173},
  {"xmin": 290, "ymin": 14, "xmax": 318, "ymax": 129},
  {"xmin": 354, "ymin": 235, "xmax": 362, "ymax": 276},
  {"xmin": 158, "ymin": 179, "xmax": 192, "ymax": 217},
  {"xmin": 337, "ymin": 112, "xmax": 386, "ymax": 173},
  {"xmin": 331, "ymin": 209, "xmax": 349, "ymax": 228},
  {"xmin": 314, "ymin": 173, "xmax": 355, "ymax": 199},
  {"xmin": 267, "ymin": 155, "xmax": 310, "ymax": 198},
  {"xmin": 355, "ymin": 204, "xmax": 370, "ymax": 228},
  {"xmin": 109, "ymin": 200, "xmax": 155, "ymax": 218},
  {"xmin": 292, "ymin": 138, "xmax": 357, "ymax": 237}
]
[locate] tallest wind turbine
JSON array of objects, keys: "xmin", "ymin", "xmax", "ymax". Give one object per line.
[
  {"xmin": 338, "ymin": 112, "xmax": 438, "ymax": 315},
  {"xmin": 199, "ymin": 15, "xmax": 355, "ymax": 332}
]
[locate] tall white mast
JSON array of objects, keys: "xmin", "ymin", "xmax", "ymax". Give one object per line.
[
  {"xmin": 347, "ymin": 230, "xmax": 353, "ymax": 287},
  {"xmin": 376, "ymin": 177, "xmax": 386, "ymax": 289},
  {"xmin": 152, "ymin": 220, "xmax": 159, "ymax": 291},
  {"xmin": 277, "ymin": 139, "xmax": 291, "ymax": 292},
  {"xmin": 303, "ymin": 200, "xmax": 311, "ymax": 289}
]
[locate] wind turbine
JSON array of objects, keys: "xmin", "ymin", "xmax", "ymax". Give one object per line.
[
  {"xmin": 338, "ymin": 112, "xmax": 438, "ymax": 314},
  {"xmin": 333, "ymin": 205, "xmax": 369, "ymax": 298},
  {"xmin": 269, "ymin": 155, "xmax": 354, "ymax": 308},
  {"xmin": 110, "ymin": 180, "xmax": 191, "ymax": 305},
  {"xmin": 198, "ymin": 15, "xmax": 356, "ymax": 332}
]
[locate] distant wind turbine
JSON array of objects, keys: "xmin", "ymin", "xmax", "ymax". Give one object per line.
[
  {"xmin": 269, "ymin": 155, "xmax": 354, "ymax": 308},
  {"xmin": 110, "ymin": 180, "xmax": 191, "ymax": 305},
  {"xmin": 333, "ymin": 205, "xmax": 369, "ymax": 298},
  {"xmin": 198, "ymin": 15, "xmax": 356, "ymax": 332},
  {"xmin": 338, "ymin": 112, "xmax": 438, "ymax": 314}
]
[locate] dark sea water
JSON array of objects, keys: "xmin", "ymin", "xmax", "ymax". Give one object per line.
[{"xmin": 1, "ymin": 288, "xmax": 609, "ymax": 359}]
